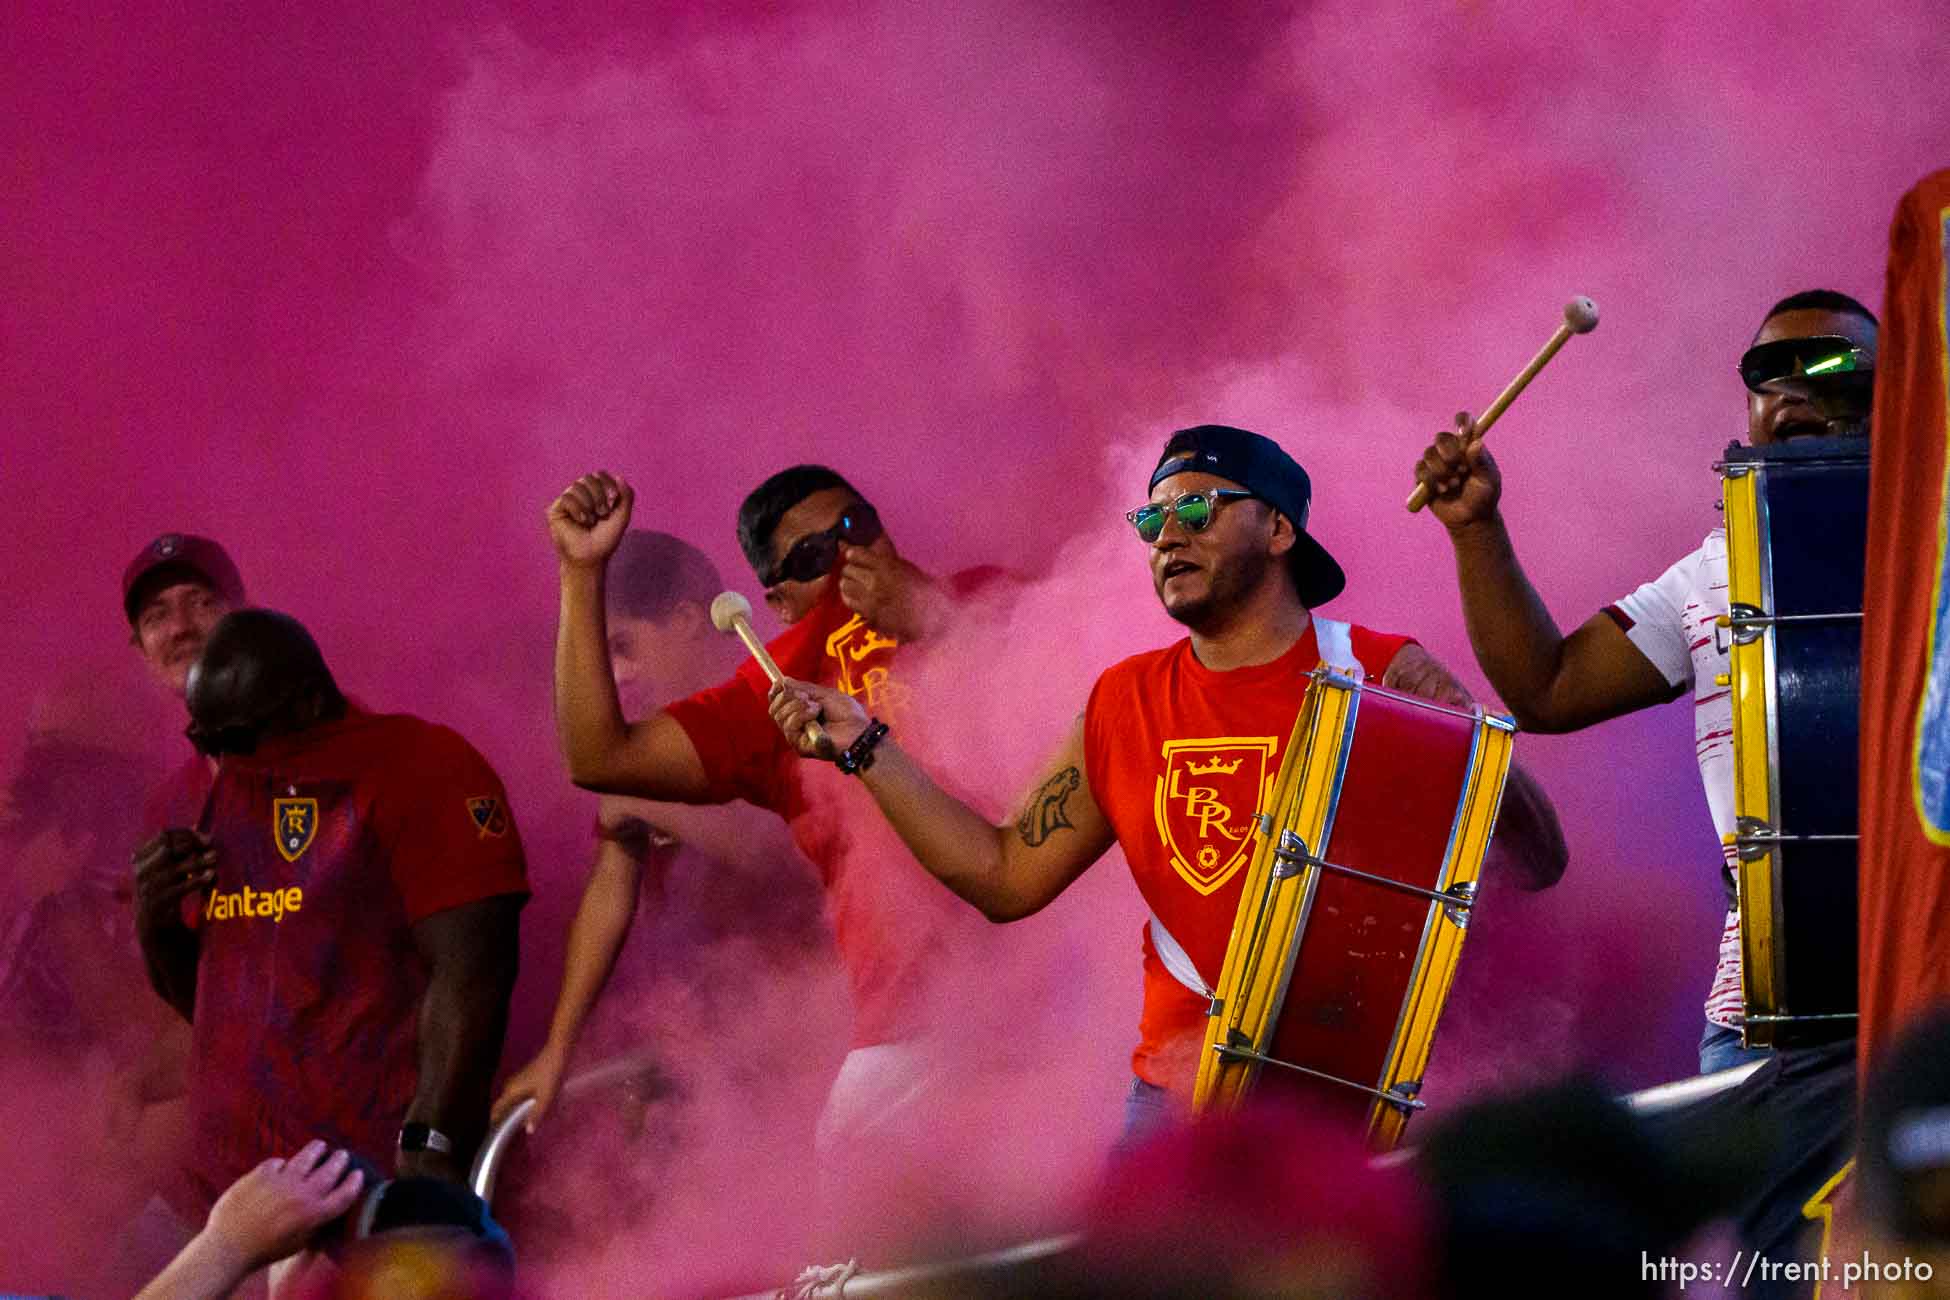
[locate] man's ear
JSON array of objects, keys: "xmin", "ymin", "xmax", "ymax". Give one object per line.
[{"xmin": 1268, "ymin": 507, "xmax": 1298, "ymax": 560}]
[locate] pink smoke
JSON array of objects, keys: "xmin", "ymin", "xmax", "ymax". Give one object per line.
[{"xmin": 3, "ymin": 0, "xmax": 1948, "ymax": 1291}]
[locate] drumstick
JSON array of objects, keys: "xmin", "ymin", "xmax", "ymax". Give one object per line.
[
  {"xmin": 1405, "ymin": 295, "xmax": 1600, "ymax": 513},
  {"xmin": 709, "ymin": 591, "xmax": 830, "ymax": 751}
]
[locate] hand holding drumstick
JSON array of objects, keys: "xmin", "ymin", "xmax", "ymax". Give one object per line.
[{"xmin": 1407, "ymin": 296, "xmax": 1599, "ymax": 514}]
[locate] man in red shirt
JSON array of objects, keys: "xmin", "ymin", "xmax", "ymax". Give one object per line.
[
  {"xmin": 493, "ymin": 529, "xmax": 824, "ymax": 1133},
  {"xmin": 132, "ymin": 609, "xmax": 529, "ymax": 1206},
  {"xmin": 764, "ymin": 425, "xmax": 1567, "ymax": 1132},
  {"xmin": 547, "ymin": 466, "xmax": 993, "ymax": 1172},
  {"xmin": 123, "ymin": 533, "xmax": 248, "ymax": 827}
]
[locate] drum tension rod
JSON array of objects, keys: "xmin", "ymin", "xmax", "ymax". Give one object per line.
[
  {"xmin": 1729, "ymin": 816, "xmax": 1859, "ymax": 862},
  {"xmin": 1210, "ymin": 1041, "xmax": 1429, "ymax": 1112},
  {"xmin": 1273, "ymin": 831, "xmax": 1477, "ymax": 925},
  {"xmin": 1744, "ymin": 1012, "xmax": 1858, "ymax": 1025},
  {"xmin": 1716, "ymin": 603, "xmax": 1864, "ymax": 647}
]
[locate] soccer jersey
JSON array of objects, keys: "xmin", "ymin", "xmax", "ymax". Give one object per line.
[
  {"xmin": 664, "ymin": 579, "xmax": 989, "ymax": 1049},
  {"xmin": 1605, "ymin": 531, "xmax": 1744, "ymax": 1029},
  {"xmin": 185, "ymin": 709, "xmax": 529, "ymax": 1208},
  {"xmin": 1082, "ymin": 618, "xmax": 1415, "ymax": 1094}
]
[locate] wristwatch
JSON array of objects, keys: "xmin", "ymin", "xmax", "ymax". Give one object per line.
[{"xmin": 397, "ymin": 1121, "xmax": 454, "ymax": 1155}]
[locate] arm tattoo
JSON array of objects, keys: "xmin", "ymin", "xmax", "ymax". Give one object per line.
[{"xmin": 1016, "ymin": 766, "xmax": 1082, "ymax": 847}]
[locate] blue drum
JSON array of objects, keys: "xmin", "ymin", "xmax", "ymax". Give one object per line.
[{"xmin": 1720, "ymin": 435, "xmax": 1867, "ymax": 1049}]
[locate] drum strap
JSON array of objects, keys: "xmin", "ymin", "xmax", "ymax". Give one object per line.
[
  {"xmin": 1145, "ymin": 619, "xmax": 1358, "ymax": 1007},
  {"xmin": 1313, "ymin": 616, "xmax": 1360, "ymax": 677},
  {"xmin": 1149, "ymin": 914, "xmax": 1213, "ymax": 999}
]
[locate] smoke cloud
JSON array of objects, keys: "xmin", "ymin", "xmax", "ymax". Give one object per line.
[{"xmin": 3, "ymin": 0, "xmax": 1947, "ymax": 1291}]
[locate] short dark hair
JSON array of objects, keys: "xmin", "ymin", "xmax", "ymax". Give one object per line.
[
  {"xmin": 607, "ymin": 531, "xmax": 722, "ymax": 622},
  {"xmin": 1757, "ymin": 289, "xmax": 1879, "ymax": 339},
  {"xmin": 735, "ymin": 465, "xmax": 864, "ymax": 577}
]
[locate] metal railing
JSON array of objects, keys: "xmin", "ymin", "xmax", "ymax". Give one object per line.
[{"xmin": 470, "ymin": 1050, "xmax": 1775, "ymax": 1295}]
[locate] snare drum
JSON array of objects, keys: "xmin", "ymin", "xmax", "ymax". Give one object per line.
[
  {"xmin": 1720, "ymin": 436, "xmax": 1868, "ymax": 1049},
  {"xmin": 1192, "ymin": 668, "xmax": 1514, "ymax": 1150}
]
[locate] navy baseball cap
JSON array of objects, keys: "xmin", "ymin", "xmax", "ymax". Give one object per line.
[
  {"xmin": 1150, "ymin": 425, "xmax": 1346, "ymax": 608},
  {"xmin": 122, "ymin": 533, "xmax": 246, "ymax": 624}
]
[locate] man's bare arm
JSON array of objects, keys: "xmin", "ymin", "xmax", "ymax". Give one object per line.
[
  {"xmin": 1416, "ymin": 421, "xmax": 1679, "ymax": 733},
  {"xmin": 402, "ymin": 894, "xmax": 523, "ymax": 1182},
  {"xmin": 770, "ymin": 682, "xmax": 1115, "ymax": 922},
  {"xmin": 549, "ymin": 472, "xmax": 714, "ymax": 802},
  {"xmin": 492, "ymin": 836, "xmax": 644, "ymax": 1129}
]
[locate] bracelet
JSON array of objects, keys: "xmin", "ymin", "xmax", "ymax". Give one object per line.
[{"xmin": 835, "ymin": 720, "xmax": 890, "ymax": 776}]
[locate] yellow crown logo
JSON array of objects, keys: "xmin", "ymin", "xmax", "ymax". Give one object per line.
[{"xmin": 1186, "ymin": 754, "xmax": 1243, "ymax": 776}]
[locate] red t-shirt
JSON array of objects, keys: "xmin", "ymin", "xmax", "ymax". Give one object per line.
[
  {"xmin": 664, "ymin": 580, "xmax": 987, "ymax": 1048},
  {"xmin": 1083, "ymin": 619, "xmax": 1414, "ymax": 1094},
  {"xmin": 1859, "ymin": 168, "xmax": 1950, "ymax": 1079},
  {"xmin": 185, "ymin": 709, "xmax": 529, "ymax": 1207}
]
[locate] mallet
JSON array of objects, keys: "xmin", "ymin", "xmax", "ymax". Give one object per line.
[
  {"xmin": 1405, "ymin": 295, "xmax": 1600, "ymax": 513},
  {"xmin": 709, "ymin": 591, "xmax": 829, "ymax": 751}
]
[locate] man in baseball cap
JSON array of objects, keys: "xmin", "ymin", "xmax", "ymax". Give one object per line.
[
  {"xmin": 765, "ymin": 422, "xmax": 1568, "ymax": 1141},
  {"xmin": 123, "ymin": 533, "xmax": 247, "ymax": 698}
]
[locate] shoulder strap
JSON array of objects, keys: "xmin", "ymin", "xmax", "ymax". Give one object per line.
[{"xmin": 1313, "ymin": 615, "xmax": 1360, "ymax": 678}]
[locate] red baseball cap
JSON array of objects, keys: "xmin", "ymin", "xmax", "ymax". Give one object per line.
[{"xmin": 121, "ymin": 533, "xmax": 247, "ymax": 623}]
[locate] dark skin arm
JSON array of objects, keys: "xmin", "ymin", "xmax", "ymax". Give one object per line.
[
  {"xmin": 131, "ymin": 828, "xmax": 216, "ymax": 1022},
  {"xmin": 1414, "ymin": 415, "xmax": 1681, "ymax": 733},
  {"xmin": 398, "ymin": 894, "xmax": 523, "ymax": 1183}
]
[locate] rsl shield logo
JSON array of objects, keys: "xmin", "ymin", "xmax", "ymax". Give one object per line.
[
  {"xmin": 466, "ymin": 796, "xmax": 509, "ymax": 839},
  {"xmin": 272, "ymin": 798, "xmax": 318, "ymax": 862},
  {"xmin": 1152, "ymin": 737, "xmax": 1277, "ymax": 895}
]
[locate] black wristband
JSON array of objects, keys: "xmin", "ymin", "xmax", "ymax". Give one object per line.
[{"xmin": 836, "ymin": 720, "xmax": 890, "ymax": 776}]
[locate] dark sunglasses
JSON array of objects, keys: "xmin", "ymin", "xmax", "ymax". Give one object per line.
[
  {"xmin": 764, "ymin": 502, "xmax": 884, "ymax": 587},
  {"xmin": 1739, "ymin": 336, "xmax": 1872, "ymax": 393},
  {"xmin": 1125, "ymin": 489, "xmax": 1255, "ymax": 544}
]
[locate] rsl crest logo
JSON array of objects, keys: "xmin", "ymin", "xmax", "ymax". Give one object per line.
[
  {"xmin": 272, "ymin": 797, "xmax": 318, "ymax": 862},
  {"xmin": 1152, "ymin": 737, "xmax": 1277, "ymax": 895},
  {"xmin": 466, "ymin": 796, "xmax": 509, "ymax": 838}
]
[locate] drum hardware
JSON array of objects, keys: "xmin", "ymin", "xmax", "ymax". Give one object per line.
[
  {"xmin": 1272, "ymin": 830, "xmax": 1482, "ymax": 922},
  {"xmin": 1715, "ymin": 604, "xmax": 1863, "ymax": 651},
  {"xmin": 1208, "ymin": 1041, "xmax": 1431, "ymax": 1113},
  {"xmin": 1742, "ymin": 1012, "xmax": 1857, "ymax": 1025},
  {"xmin": 1194, "ymin": 667, "xmax": 1514, "ymax": 1146},
  {"xmin": 1729, "ymin": 815, "xmax": 1860, "ymax": 861},
  {"xmin": 1721, "ymin": 436, "xmax": 1867, "ymax": 1048}
]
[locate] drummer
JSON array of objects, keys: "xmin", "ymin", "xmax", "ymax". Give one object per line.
[
  {"xmin": 765, "ymin": 424, "xmax": 1568, "ymax": 1138},
  {"xmin": 1410, "ymin": 289, "xmax": 1878, "ymax": 1075}
]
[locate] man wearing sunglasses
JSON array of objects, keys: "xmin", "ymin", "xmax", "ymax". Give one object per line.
[
  {"xmin": 133, "ymin": 609, "xmax": 529, "ymax": 1213},
  {"xmin": 1410, "ymin": 288, "xmax": 1878, "ymax": 1076},
  {"xmin": 547, "ymin": 464, "xmax": 1000, "ymax": 1213},
  {"xmin": 762, "ymin": 425, "xmax": 1568, "ymax": 1137}
]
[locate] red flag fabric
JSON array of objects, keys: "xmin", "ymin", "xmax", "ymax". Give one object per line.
[{"xmin": 1859, "ymin": 168, "xmax": 1950, "ymax": 1082}]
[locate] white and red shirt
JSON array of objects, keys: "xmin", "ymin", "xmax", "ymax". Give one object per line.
[{"xmin": 1605, "ymin": 528, "xmax": 1743, "ymax": 1028}]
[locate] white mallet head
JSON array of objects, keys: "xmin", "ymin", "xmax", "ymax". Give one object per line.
[
  {"xmin": 1564, "ymin": 295, "xmax": 1600, "ymax": 334},
  {"xmin": 709, "ymin": 591, "xmax": 754, "ymax": 634}
]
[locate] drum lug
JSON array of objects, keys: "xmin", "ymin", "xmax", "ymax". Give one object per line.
[
  {"xmin": 1733, "ymin": 815, "xmax": 1776, "ymax": 862},
  {"xmin": 1255, "ymin": 812, "xmax": 1275, "ymax": 839},
  {"xmin": 1205, "ymin": 996, "xmax": 1224, "ymax": 1018},
  {"xmin": 1725, "ymin": 602, "xmax": 1766, "ymax": 646},
  {"xmin": 1272, "ymin": 830, "xmax": 1309, "ymax": 879},
  {"xmin": 1442, "ymin": 880, "xmax": 1478, "ymax": 928},
  {"xmin": 1384, "ymin": 1080, "xmax": 1423, "ymax": 1113}
]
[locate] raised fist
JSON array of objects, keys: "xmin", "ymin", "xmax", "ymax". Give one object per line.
[{"xmin": 547, "ymin": 471, "xmax": 635, "ymax": 568}]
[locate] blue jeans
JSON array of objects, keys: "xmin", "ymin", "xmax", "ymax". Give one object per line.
[
  {"xmin": 1117, "ymin": 1076, "xmax": 1176, "ymax": 1153},
  {"xmin": 1699, "ymin": 1020, "xmax": 1774, "ymax": 1075}
]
